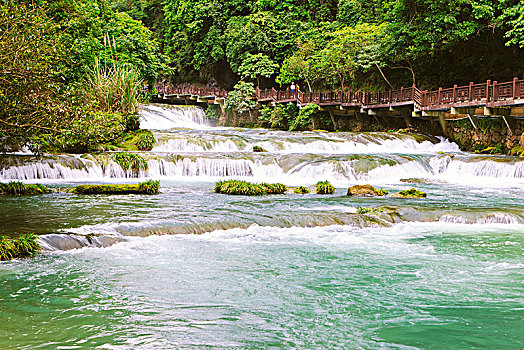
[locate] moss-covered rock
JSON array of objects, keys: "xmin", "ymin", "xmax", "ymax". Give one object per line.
[
  {"xmin": 252, "ymin": 145, "xmax": 267, "ymax": 152},
  {"xmin": 71, "ymin": 180, "xmax": 160, "ymax": 195},
  {"xmin": 214, "ymin": 180, "xmax": 287, "ymax": 196},
  {"xmin": 347, "ymin": 184, "xmax": 387, "ymax": 197},
  {"xmin": 315, "ymin": 180, "xmax": 335, "ymax": 194},
  {"xmin": 0, "ymin": 181, "xmax": 52, "ymax": 195},
  {"xmin": 392, "ymin": 188, "xmax": 427, "ymax": 198},
  {"xmin": 0, "ymin": 233, "xmax": 40, "ymax": 261},
  {"xmin": 400, "ymin": 178, "xmax": 446, "ymax": 184}
]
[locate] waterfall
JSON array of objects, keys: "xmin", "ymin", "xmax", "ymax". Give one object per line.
[{"xmin": 139, "ymin": 104, "xmax": 208, "ymax": 129}]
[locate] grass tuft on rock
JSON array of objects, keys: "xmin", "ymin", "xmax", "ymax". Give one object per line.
[
  {"xmin": 315, "ymin": 180, "xmax": 335, "ymax": 195},
  {"xmin": 0, "ymin": 234, "xmax": 40, "ymax": 261},
  {"xmin": 356, "ymin": 206, "xmax": 381, "ymax": 214},
  {"xmin": 393, "ymin": 188, "xmax": 427, "ymax": 198},
  {"xmin": 71, "ymin": 180, "xmax": 160, "ymax": 195},
  {"xmin": 214, "ymin": 180, "xmax": 287, "ymax": 196},
  {"xmin": 0, "ymin": 181, "xmax": 52, "ymax": 195},
  {"xmin": 293, "ymin": 186, "xmax": 310, "ymax": 194}
]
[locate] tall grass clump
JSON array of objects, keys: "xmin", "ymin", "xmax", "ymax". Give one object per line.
[
  {"xmin": 0, "ymin": 234, "xmax": 40, "ymax": 261},
  {"xmin": 0, "ymin": 181, "xmax": 51, "ymax": 195},
  {"xmin": 315, "ymin": 180, "xmax": 335, "ymax": 194},
  {"xmin": 84, "ymin": 56, "xmax": 142, "ymax": 115},
  {"xmin": 214, "ymin": 180, "xmax": 287, "ymax": 196},
  {"xmin": 113, "ymin": 152, "xmax": 148, "ymax": 173}
]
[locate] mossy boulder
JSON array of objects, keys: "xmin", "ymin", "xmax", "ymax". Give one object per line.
[
  {"xmin": 252, "ymin": 145, "xmax": 267, "ymax": 152},
  {"xmin": 347, "ymin": 184, "xmax": 387, "ymax": 197},
  {"xmin": 71, "ymin": 180, "xmax": 160, "ymax": 195},
  {"xmin": 392, "ymin": 188, "xmax": 427, "ymax": 198},
  {"xmin": 214, "ymin": 180, "xmax": 287, "ymax": 196},
  {"xmin": 0, "ymin": 181, "xmax": 52, "ymax": 195},
  {"xmin": 400, "ymin": 178, "xmax": 446, "ymax": 184}
]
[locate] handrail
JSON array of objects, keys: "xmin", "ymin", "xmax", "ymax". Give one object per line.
[{"xmin": 154, "ymin": 78, "xmax": 523, "ymax": 110}]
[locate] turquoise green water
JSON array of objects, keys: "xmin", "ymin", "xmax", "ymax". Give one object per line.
[{"xmin": 1, "ymin": 223, "xmax": 523, "ymax": 349}]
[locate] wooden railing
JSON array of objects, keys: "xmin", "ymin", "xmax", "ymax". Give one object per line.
[{"xmin": 155, "ymin": 78, "xmax": 523, "ymax": 110}]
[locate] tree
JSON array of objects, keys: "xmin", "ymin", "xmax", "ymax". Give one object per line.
[
  {"xmin": 225, "ymin": 81, "xmax": 256, "ymax": 113},
  {"xmin": 0, "ymin": 1, "xmax": 73, "ymax": 141},
  {"xmin": 237, "ymin": 53, "xmax": 279, "ymax": 86},
  {"xmin": 277, "ymin": 40, "xmax": 317, "ymax": 92}
]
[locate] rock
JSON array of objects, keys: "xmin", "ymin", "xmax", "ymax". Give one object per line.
[
  {"xmin": 392, "ymin": 188, "xmax": 427, "ymax": 199},
  {"xmin": 347, "ymin": 184, "xmax": 387, "ymax": 197},
  {"xmin": 252, "ymin": 145, "xmax": 267, "ymax": 152}
]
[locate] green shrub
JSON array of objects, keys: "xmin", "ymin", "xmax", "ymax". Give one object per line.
[
  {"xmin": 294, "ymin": 186, "xmax": 310, "ymax": 194},
  {"xmin": 0, "ymin": 233, "xmax": 40, "ymax": 261},
  {"xmin": 113, "ymin": 152, "xmax": 148, "ymax": 172},
  {"xmin": 289, "ymin": 103, "xmax": 320, "ymax": 131},
  {"xmin": 315, "ymin": 180, "xmax": 335, "ymax": 194},
  {"xmin": 71, "ymin": 180, "xmax": 160, "ymax": 195},
  {"xmin": 214, "ymin": 180, "xmax": 287, "ymax": 196},
  {"xmin": 135, "ymin": 130, "xmax": 156, "ymax": 151},
  {"xmin": 205, "ymin": 104, "xmax": 222, "ymax": 120},
  {"xmin": 0, "ymin": 181, "xmax": 51, "ymax": 195}
]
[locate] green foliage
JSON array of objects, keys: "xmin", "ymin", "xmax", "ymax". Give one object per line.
[
  {"xmin": 214, "ymin": 180, "xmax": 287, "ymax": 196},
  {"xmin": 205, "ymin": 105, "xmax": 222, "ymax": 121},
  {"xmin": 0, "ymin": 234, "xmax": 40, "ymax": 261},
  {"xmin": 135, "ymin": 130, "xmax": 156, "ymax": 151},
  {"xmin": 293, "ymin": 186, "xmax": 310, "ymax": 194},
  {"xmin": 315, "ymin": 180, "xmax": 335, "ymax": 194},
  {"xmin": 0, "ymin": 182, "xmax": 51, "ymax": 195},
  {"xmin": 289, "ymin": 104, "xmax": 320, "ymax": 131},
  {"xmin": 225, "ymin": 81, "xmax": 257, "ymax": 113},
  {"xmin": 113, "ymin": 152, "xmax": 148, "ymax": 172},
  {"xmin": 509, "ymin": 146, "xmax": 524, "ymax": 157},
  {"xmin": 238, "ymin": 53, "xmax": 279, "ymax": 86},
  {"xmin": 72, "ymin": 180, "xmax": 160, "ymax": 195},
  {"xmin": 258, "ymin": 104, "xmax": 298, "ymax": 129}
]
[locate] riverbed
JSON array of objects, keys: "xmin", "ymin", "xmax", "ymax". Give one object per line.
[{"xmin": 0, "ymin": 104, "xmax": 522, "ymax": 349}]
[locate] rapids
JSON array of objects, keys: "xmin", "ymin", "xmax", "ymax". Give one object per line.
[{"xmin": 0, "ymin": 104, "xmax": 523, "ymax": 349}]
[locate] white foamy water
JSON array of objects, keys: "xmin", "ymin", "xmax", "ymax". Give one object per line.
[{"xmin": 139, "ymin": 104, "xmax": 208, "ymax": 129}]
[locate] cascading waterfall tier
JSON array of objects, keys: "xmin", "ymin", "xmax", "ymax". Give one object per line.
[{"xmin": 139, "ymin": 104, "xmax": 208, "ymax": 129}]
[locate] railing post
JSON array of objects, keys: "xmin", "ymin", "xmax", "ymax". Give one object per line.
[
  {"xmin": 513, "ymin": 77, "xmax": 518, "ymax": 99},
  {"xmin": 438, "ymin": 87, "xmax": 442, "ymax": 105},
  {"xmin": 452, "ymin": 84, "xmax": 457, "ymax": 103},
  {"xmin": 493, "ymin": 81, "xmax": 498, "ymax": 102},
  {"xmin": 412, "ymin": 84, "xmax": 416, "ymax": 102},
  {"xmin": 469, "ymin": 82, "xmax": 473, "ymax": 101},
  {"xmin": 486, "ymin": 80, "xmax": 491, "ymax": 102}
]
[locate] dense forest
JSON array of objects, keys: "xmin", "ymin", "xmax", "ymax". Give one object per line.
[{"xmin": 1, "ymin": 0, "xmax": 524, "ymax": 151}]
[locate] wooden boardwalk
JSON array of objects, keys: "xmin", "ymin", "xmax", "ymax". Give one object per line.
[{"xmin": 154, "ymin": 78, "xmax": 524, "ymax": 113}]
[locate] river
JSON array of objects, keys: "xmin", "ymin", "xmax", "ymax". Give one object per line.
[{"xmin": 0, "ymin": 104, "xmax": 522, "ymax": 349}]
